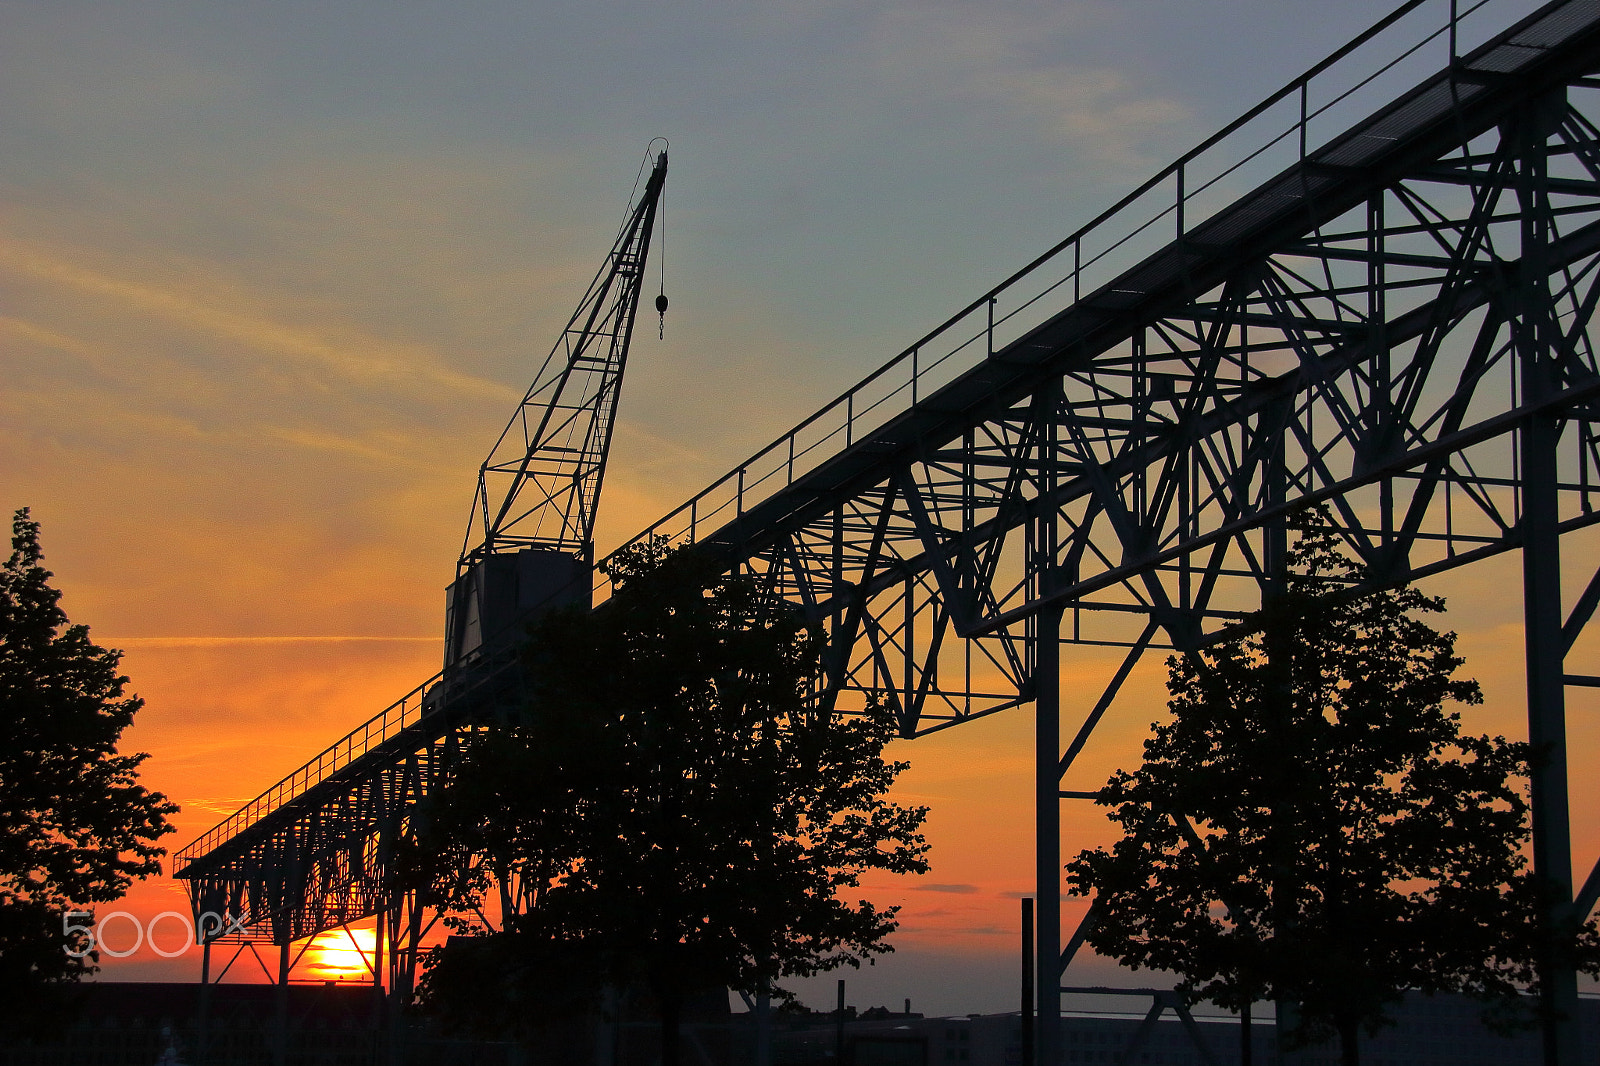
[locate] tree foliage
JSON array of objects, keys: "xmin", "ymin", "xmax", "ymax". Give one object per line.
[
  {"xmin": 0, "ymin": 509, "xmax": 177, "ymax": 1038},
  {"xmin": 1065, "ymin": 517, "xmax": 1596, "ymax": 1065},
  {"xmin": 415, "ymin": 539, "xmax": 929, "ymax": 1063}
]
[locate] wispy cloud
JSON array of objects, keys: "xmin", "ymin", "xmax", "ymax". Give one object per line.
[
  {"xmin": 867, "ymin": 3, "xmax": 1189, "ymax": 171},
  {"xmin": 108, "ymin": 636, "xmax": 437, "ymax": 648},
  {"xmin": 0, "ymin": 236, "xmax": 515, "ymax": 403},
  {"xmin": 179, "ymin": 797, "xmax": 261, "ymax": 817}
]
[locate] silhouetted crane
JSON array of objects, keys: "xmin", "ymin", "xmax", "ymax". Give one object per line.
[{"xmin": 445, "ymin": 146, "xmax": 666, "ymax": 668}]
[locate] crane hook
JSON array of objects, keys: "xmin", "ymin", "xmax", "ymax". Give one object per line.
[{"xmin": 656, "ymin": 291, "xmax": 668, "ymax": 339}]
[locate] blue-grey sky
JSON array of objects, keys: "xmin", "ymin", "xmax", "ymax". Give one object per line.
[{"xmin": 2, "ymin": 0, "xmax": 1558, "ymax": 1016}]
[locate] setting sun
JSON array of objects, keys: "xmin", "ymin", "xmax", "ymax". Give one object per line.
[{"xmin": 304, "ymin": 927, "xmax": 377, "ymax": 984}]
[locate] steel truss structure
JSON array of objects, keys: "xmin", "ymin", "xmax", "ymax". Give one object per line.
[
  {"xmin": 461, "ymin": 148, "xmax": 666, "ymax": 567},
  {"xmin": 179, "ymin": 2, "xmax": 1600, "ymax": 1062}
]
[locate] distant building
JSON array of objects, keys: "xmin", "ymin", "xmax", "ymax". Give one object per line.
[
  {"xmin": 0, "ymin": 983, "xmax": 388, "ymax": 1066},
  {"xmin": 0, "ymin": 981, "xmax": 729, "ymax": 1066},
  {"xmin": 757, "ymin": 993, "xmax": 1600, "ymax": 1066},
  {"xmin": 9, "ymin": 984, "xmax": 1593, "ymax": 1066}
]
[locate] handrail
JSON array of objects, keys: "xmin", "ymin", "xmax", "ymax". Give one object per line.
[
  {"xmin": 593, "ymin": 0, "xmax": 1518, "ymax": 599},
  {"xmin": 174, "ymin": 671, "xmax": 442, "ymax": 869}
]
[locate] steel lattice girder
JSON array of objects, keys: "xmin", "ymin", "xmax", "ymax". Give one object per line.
[
  {"xmin": 187, "ymin": 729, "xmax": 464, "ymax": 944},
  {"xmin": 181, "ymin": 652, "xmax": 528, "ymax": 944},
  {"xmin": 705, "ymin": 26, "xmax": 1600, "ymax": 738}
]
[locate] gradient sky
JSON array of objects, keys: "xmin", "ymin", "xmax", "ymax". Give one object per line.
[{"xmin": 5, "ymin": 0, "xmax": 1592, "ymax": 1018}]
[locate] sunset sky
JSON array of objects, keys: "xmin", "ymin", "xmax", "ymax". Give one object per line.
[{"xmin": 4, "ymin": 0, "xmax": 1593, "ymax": 1018}]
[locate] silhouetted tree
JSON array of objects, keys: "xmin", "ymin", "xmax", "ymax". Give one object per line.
[
  {"xmin": 418, "ymin": 539, "xmax": 929, "ymax": 1066},
  {"xmin": 0, "ymin": 509, "xmax": 177, "ymax": 1040},
  {"xmin": 1065, "ymin": 517, "xmax": 1597, "ymax": 1066}
]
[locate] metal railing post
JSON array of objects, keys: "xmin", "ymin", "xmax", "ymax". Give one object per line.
[
  {"xmin": 1300, "ymin": 81, "xmax": 1309, "ymax": 160},
  {"xmin": 1176, "ymin": 164, "xmax": 1186, "ymax": 238}
]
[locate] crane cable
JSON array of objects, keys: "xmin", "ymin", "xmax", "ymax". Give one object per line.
[
  {"xmin": 655, "ymin": 164, "xmax": 668, "ymax": 340},
  {"xmin": 624, "ymin": 141, "xmax": 670, "ymax": 340}
]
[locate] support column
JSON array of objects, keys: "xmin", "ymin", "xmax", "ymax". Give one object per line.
[
  {"xmin": 1512, "ymin": 88, "xmax": 1580, "ymax": 1066},
  {"xmin": 198, "ymin": 937, "xmax": 211, "ymax": 1066},
  {"xmin": 1036, "ymin": 603, "xmax": 1062, "ymax": 1066},
  {"xmin": 274, "ymin": 941, "xmax": 290, "ymax": 1066},
  {"xmin": 373, "ymin": 908, "xmax": 387, "ymax": 1029},
  {"xmin": 1032, "ymin": 375, "xmax": 1064, "ymax": 1066},
  {"xmin": 1523, "ymin": 407, "xmax": 1579, "ymax": 1066},
  {"xmin": 1022, "ymin": 897, "xmax": 1035, "ymax": 1066},
  {"xmin": 835, "ymin": 979, "xmax": 846, "ymax": 1063}
]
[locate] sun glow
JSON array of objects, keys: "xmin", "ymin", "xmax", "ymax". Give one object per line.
[{"xmin": 305, "ymin": 927, "xmax": 377, "ymax": 983}]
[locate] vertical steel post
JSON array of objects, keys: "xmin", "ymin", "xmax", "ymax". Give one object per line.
[
  {"xmin": 374, "ymin": 907, "xmax": 392, "ymax": 1066},
  {"xmin": 1022, "ymin": 897, "xmax": 1035, "ymax": 1066},
  {"xmin": 1524, "ymin": 404, "xmax": 1578, "ymax": 1066},
  {"xmin": 1523, "ymin": 464, "xmax": 1574, "ymax": 1043},
  {"xmin": 1036, "ymin": 603, "xmax": 1062, "ymax": 1066},
  {"xmin": 1523, "ymin": 404, "xmax": 1574, "ymax": 1062},
  {"xmin": 836, "ymin": 979, "xmax": 846, "ymax": 1063},
  {"xmin": 398, "ymin": 896, "xmax": 419, "ymax": 1005},
  {"xmin": 198, "ymin": 937, "xmax": 212, "ymax": 1066},
  {"xmin": 374, "ymin": 908, "xmax": 386, "ymax": 1021},
  {"xmin": 274, "ymin": 940, "xmax": 290, "ymax": 1066},
  {"xmin": 1259, "ymin": 406, "xmax": 1294, "ymax": 1065},
  {"xmin": 1036, "ymin": 381, "xmax": 1063, "ymax": 1066},
  {"xmin": 1513, "ymin": 91, "xmax": 1580, "ymax": 1066}
]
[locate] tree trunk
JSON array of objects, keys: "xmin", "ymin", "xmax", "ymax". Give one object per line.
[
  {"xmin": 659, "ymin": 985, "xmax": 682, "ymax": 1066},
  {"xmin": 1240, "ymin": 1000, "xmax": 1252, "ymax": 1066},
  {"xmin": 1337, "ymin": 1018, "xmax": 1360, "ymax": 1066}
]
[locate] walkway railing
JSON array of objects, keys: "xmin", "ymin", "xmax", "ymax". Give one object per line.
[
  {"xmin": 594, "ymin": 0, "xmax": 1544, "ymax": 598},
  {"xmin": 174, "ymin": 671, "xmax": 442, "ymax": 869}
]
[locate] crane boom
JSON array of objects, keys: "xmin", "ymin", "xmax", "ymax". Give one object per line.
[{"xmin": 444, "ymin": 148, "xmax": 666, "ymax": 667}]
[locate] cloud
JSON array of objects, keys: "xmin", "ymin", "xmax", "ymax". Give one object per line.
[
  {"xmin": 957, "ymin": 926, "xmax": 1011, "ymax": 938},
  {"xmin": 263, "ymin": 425, "xmax": 460, "ymax": 472},
  {"xmin": 179, "ymin": 797, "xmax": 262, "ymax": 817},
  {"xmin": 0, "ymin": 315, "xmax": 102, "ymax": 358},
  {"xmin": 109, "ymin": 636, "xmax": 436, "ymax": 648},
  {"xmin": 866, "ymin": 3, "xmax": 1189, "ymax": 170},
  {"xmin": 916, "ymin": 883, "xmax": 981, "ymax": 895},
  {"xmin": 0, "ymin": 236, "xmax": 514, "ymax": 403}
]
